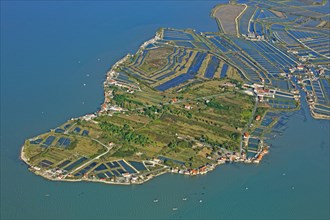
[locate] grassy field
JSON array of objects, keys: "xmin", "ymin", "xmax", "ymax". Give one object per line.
[{"xmin": 24, "ymin": 77, "xmax": 255, "ymax": 170}]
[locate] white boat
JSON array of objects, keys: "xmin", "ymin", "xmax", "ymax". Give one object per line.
[
  {"xmin": 182, "ymin": 197, "xmax": 187, "ymax": 201},
  {"xmin": 172, "ymin": 207, "xmax": 178, "ymax": 211},
  {"xmin": 153, "ymin": 199, "xmax": 158, "ymax": 203}
]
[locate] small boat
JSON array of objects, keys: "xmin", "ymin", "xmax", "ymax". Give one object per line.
[
  {"xmin": 153, "ymin": 199, "xmax": 158, "ymax": 203},
  {"xmin": 83, "ymin": 83, "xmax": 86, "ymax": 86},
  {"xmin": 44, "ymin": 194, "xmax": 50, "ymax": 197},
  {"xmin": 182, "ymin": 197, "xmax": 187, "ymax": 201},
  {"xmin": 172, "ymin": 207, "xmax": 178, "ymax": 211},
  {"xmin": 199, "ymin": 200, "xmax": 203, "ymax": 203}
]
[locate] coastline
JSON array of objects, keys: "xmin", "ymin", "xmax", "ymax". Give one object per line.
[
  {"xmin": 20, "ymin": 140, "xmax": 269, "ymax": 185},
  {"xmin": 19, "ymin": 2, "xmax": 329, "ymax": 187},
  {"xmin": 20, "ymin": 27, "xmax": 272, "ymax": 186}
]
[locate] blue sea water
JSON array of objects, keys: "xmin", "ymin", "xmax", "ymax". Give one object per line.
[{"xmin": 1, "ymin": 1, "xmax": 329, "ymax": 219}]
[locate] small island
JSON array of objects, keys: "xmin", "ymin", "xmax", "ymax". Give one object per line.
[{"xmin": 21, "ymin": 1, "xmax": 329, "ymax": 185}]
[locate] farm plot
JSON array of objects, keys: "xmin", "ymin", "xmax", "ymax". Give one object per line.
[
  {"xmin": 238, "ymin": 6, "xmax": 256, "ymax": 35},
  {"xmin": 163, "ymin": 29, "xmax": 194, "ymax": 41},
  {"xmin": 212, "ymin": 4, "xmax": 246, "ymax": 35},
  {"xmin": 204, "ymin": 56, "xmax": 220, "ymax": 79}
]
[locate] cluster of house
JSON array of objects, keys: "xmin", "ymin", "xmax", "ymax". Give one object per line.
[
  {"xmin": 169, "ymin": 163, "xmax": 215, "ymax": 175},
  {"xmin": 287, "ymin": 49, "xmax": 316, "ymax": 62},
  {"xmin": 94, "ymin": 173, "xmax": 141, "ymax": 184},
  {"xmin": 243, "ymin": 32, "xmax": 265, "ymax": 41},
  {"xmin": 82, "ymin": 114, "xmax": 97, "ymax": 121},
  {"xmin": 34, "ymin": 167, "xmax": 68, "ymax": 180},
  {"xmin": 251, "ymin": 148, "xmax": 269, "ymax": 164},
  {"xmin": 289, "ymin": 64, "xmax": 305, "ymax": 73},
  {"xmin": 242, "ymin": 82, "xmax": 275, "ymax": 102}
]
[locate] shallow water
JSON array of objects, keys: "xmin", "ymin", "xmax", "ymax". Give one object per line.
[{"xmin": 1, "ymin": 1, "xmax": 329, "ymax": 219}]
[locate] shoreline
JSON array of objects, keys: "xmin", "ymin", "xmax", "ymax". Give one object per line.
[
  {"xmin": 20, "ymin": 142, "xmax": 269, "ymax": 186},
  {"xmin": 19, "ymin": 3, "xmax": 329, "ymax": 186},
  {"xmin": 20, "ymin": 27, "xmax": 273, "ymax": 186}
]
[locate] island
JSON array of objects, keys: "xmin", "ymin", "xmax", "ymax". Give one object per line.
[{"xmin": 21, "ymin": 1, "xmax": 330, "ymax": 185}]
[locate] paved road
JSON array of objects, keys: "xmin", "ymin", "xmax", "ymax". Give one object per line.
[
  {"xmin": 70, "ymin": 138, "xmax": 112, "ymax": 174},
  {"xmin": 240, "ymin": 94, "xmax": 258, "ymax": 155},
  {"xmin": 64, "ymin": 122, "xmax": 77, "ymax": 135},
  {"xmin": 132, "ymin": 91, "xmax": 229, "ymax": 111}
]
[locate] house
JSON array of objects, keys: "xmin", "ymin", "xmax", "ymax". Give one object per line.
[
  {"xmin": 243, "ymin": 132, "xmax": 250, "ymax": 139},
  {"xmin": 131, "ymin": 176, "xmax": 138, "ymax": 183},
  {"xmin": 297, "ymin": 65, "xmax": 304, "ymax": 71},
  {"xmin": 223, "ymin": 82, "xmax": 235, "ymax": 87},
  {"xmin": 289, "ymin": 67, "xmax": 296, "ymax": 73},
  {"xmin": 153, "ymin": 158, "xmax": 161, "ymax": 164},
  {"xmin": 109, "ymin": 106, "xmax": 123, "ymax": 111},
  {"xmin": 122, "ymin": 173, "xmax": 131, "ymax": 178},
  {"xmin": 255, "ymin": 115, "xmax": 261, "ymax": 121},
  {"xmin": 191, "ymin": 169, "xmax": 199, "ymax": 175},
  {"xmin": 83, "ymin": 114, "xmax": 96, "ymax": 121},
  {"xmin": 258, "ymin": 96, "xmax": 264, "ymax": 102},
  {"xmin": 185, "ymin": 105, "xmax": 192, "ymax": 110},
  {"xmin": 244, "ymin": 89, "xmax": 254, "ymax": 96},
  {"xmin": 101, "ymin": 103, "xmax": 107, "ymax": 111}
]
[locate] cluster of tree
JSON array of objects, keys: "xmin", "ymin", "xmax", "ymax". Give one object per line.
[
  {"xmin": 112, "ymin": 144, "xmax": 137, "ymax": 157},
  {"xmin": 167, "ymin": 139, "xmax": 192, "ymax": 153},
  {"xmin": 142, "ymin": 105, "xmax": 164, "ymax": 119},
  {"xmin": 199, "ymin": 135, "xmax": 221, "ymax": 147},
  {"xmin": 112, "ymin": 93, "xmax": 126, "ymax": 107},
  {"xmin": 112, "ymin": 91, "xmax": 143, "ymax": 109},
  {"xmin": 100, "ymin": 122, "xmax": 150, "ymax": 146},
  {"xmin": 206, "ymin": 99, "xmax": 229, "ymax": 111},
  {"xmin": 198, "ymin": 134, "xmax": 238, "ymax": 151},
  {"xmin": 168, "ymin": 107, "xmax": 192, "ymax": 119}
]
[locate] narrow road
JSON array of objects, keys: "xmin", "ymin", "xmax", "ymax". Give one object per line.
[
  {"xmin": 70, "ymin": 138, "xmax": 112, "ymax": 174},
  {"xmin": 240, "ymin": 94, "xmax": 258, "ymax": 155},
  {"xmin": 64, "ymin": 122, "xmax": 77, "ymax": 135},
  {"xmin": 140, "ymin": 166, "xmax": 168, "ymax": 177},
  {"xmin": 132, "ymin": 91, "xmax": 229, "ymax": 111}
]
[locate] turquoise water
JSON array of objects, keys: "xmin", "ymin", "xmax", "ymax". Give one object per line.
[{"xmin": 1, "ymin": 1, "xmax": 329, "ymax": 219}]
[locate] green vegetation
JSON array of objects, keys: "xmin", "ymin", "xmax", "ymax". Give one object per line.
[
  {"xmin": 100, "ymin": 122, "xmax": 150, "ymax": 146},
  {"xmin": 23, "ymin": 78, "xmax": 255, "ymax": 171}
]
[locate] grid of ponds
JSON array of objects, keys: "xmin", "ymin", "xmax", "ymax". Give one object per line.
[
  {"xmin": 163, "ymin": 29, "xmax": 194, "ymax": 41},
  {"xmin": 74, "ymin": 162, "xmax": 98, "ymax": 177},
  {"xmin": 158, "ymin": 156, "xmax": 185, "ymax": 165},
  {"xmin": 30, "ymin": 138, "xmax": 43, "ymax": 145},
  {"xmin": 63, "ymin": 157, "xmax": 88, "ymax": 172},
  {"xmin": 204, "ymin": 56, "xmax": 220, "ymax": 79},
  {"xmin": 41, "ymin": 136, "xmax": 56, "ymax": 148},
  {"xmin": 128, "ymin": 161, "xmax": 147, "ymax": 171},
  {"xmin": 238, "ymin": 6, "xmax": 256, "ymax": 35},
  {"xmin": 220, "ymin": 63, "xmax": 229, "ymax": 78},
  {"xmin": 117, "ymin": 160, "xmax": 137, "ymax": 174},
  {"xmin": 82, "ymin": 130, "xmax": 89, "ymax": 136},
  {"xmin": 39, "ymin": 159, "xmax": 53, "ymax": 168},
  {"xmin": 55, "ymin": 128, "xmax": 65, "ymax": 133},
  {"xmin": 57, "ymin": 160, "xmax": 71, "ymax": 168},
  {"xmin": 56, "ymin": 137, "xmax": 71, "ymax": 148}
]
